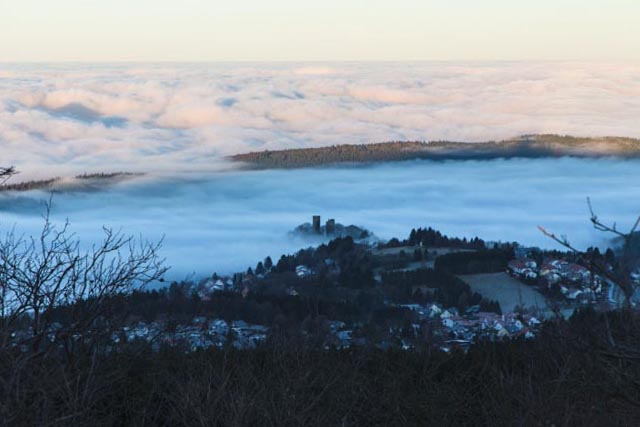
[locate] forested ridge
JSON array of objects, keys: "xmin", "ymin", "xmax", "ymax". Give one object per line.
[{"xmin": 231, "ymin": 134, "xmax": 640, "ymax": 169}]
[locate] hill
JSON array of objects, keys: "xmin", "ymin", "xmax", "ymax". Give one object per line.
[
  {"xmin": 0, "ymin": 172, "xmax": 143, "ymax": 193},
  {"xmin": 230, "ymin": 134, "xmax": 640, "ymax": 169}
]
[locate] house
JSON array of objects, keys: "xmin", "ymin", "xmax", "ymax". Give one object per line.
[
  {"xmin": 566, "ymin": 289, "xmax": 583, "ymax": 300},
  {"xmin": 231, "ymin": 321, "xmax": 269, "ymax": 349},
  {"xmin": 513, "ymin": 319, "xmax": 524, "ymax": 331},
  {"xmin": 326, "ymin": 320, "xmax": 346, "ymax": 334},
  {"xmin": 335, "ymin": 330, "xmax": 353, "ymax": 348},
  {"xmin": 540, "ymin": 259, "xmax": 567, "ymax": 278},
  {"xmin": 428, "ymin": 304, "xmax": 442, "ymax": 317},
  {"xmin": 508, "ymin": 259, "xmax": 538, "ymax": 279},
  {"xmin": 442, "ymin": 318, "xmax": 455, "ymax": 328},
  {"xmin": 336, "ymin": 330, "xmax": 352, "ymax": 341},
  {"xmin": 296, "ymin": 265, "xmax": 312, "ymax": 278},
  {"xmin": 564, "ymin": 264, "xmax": 592, "ymax": 283},
  {"xmin": 508, "ymin": 259, "xmax": 527, "ymax": 275},
  {"xmin": 542, "ymin": 271, "xmax": 562, "ymax": 285},
  {"xmin": 208, "ymin": 319, "xmax": 229, "ymax": 336},
  {"xmin": 401, "ymin": 340, "xmax": 413, "ymax": 351},
  {"xmin": 497, "ymin": 328, "xmax": 510, "ymax": 339},
  {"xmin": 198, "ymin": 278, "xmax": 227, "ymax": 299}
]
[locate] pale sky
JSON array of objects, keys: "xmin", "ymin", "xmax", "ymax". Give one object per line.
[{"xmin": 1, "ymin": 0, "xmax": 639, "ymax": 62}]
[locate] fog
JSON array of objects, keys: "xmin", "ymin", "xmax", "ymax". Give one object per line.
[
  {"xmin": 1, "ymin": 158, "xmax": 639, "ymax": 280},
  {"xmin": 2, "ymin": 62, "xmax": 640, "ymax": 179}
]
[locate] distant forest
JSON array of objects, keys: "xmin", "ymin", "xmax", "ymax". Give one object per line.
[
  {"xmin": 231, "ymin": 134, "xmax": 640, "ymax": 169},
  {"xmin": 0, "ymin": 172, "xmax": 141, "ymax": 193}
]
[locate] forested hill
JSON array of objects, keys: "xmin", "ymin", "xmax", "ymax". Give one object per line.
[
  {"xmin": 230, "ymin": 134, "xmax": 640, "ymax": 169},
  {"xmin": 0, "ymin": 172, "xmax": 143, "ymax": 193}
]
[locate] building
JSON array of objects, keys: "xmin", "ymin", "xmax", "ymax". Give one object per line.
[
  {"xmin": 296, "ymin": 265, "xmax": 312, "ymax": 278},
  {"xmin": 326, "ymin": 218, "xmax": 336, "ymax": 235},
  {"xmin": 312, "ymin": 215, "xmax": 321, "ymax": 234}
]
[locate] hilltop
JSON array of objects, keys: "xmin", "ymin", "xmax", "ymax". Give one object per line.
[
  {"xmin": 0, "ymin": 172, "xmax": 143, "ymax": 193},
  {"xmin": 230, "ymin": 134, "xmax": 640, "ymax": 169}
]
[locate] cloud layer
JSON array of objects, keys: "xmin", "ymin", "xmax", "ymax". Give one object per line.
[
  {"xmin": 1, "ymin": 62, "xmax": 640, "ymax": 178},
  {"xmin": 2, "ymin": 157, "xmax": 640, "ymax": 280}
]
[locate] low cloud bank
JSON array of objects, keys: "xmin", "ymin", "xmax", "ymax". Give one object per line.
[
  {"xmin": 1, "ymin": 158, "xmax": 638, "ymax": 280},
  {"xmin": 1, "ymin": 62, "xmax": 639, "ymax": 178}
]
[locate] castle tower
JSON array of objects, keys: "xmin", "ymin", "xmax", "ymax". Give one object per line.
[{"xmin": 326, "ymin": 219, "xmax": 336, "ymax": 235}]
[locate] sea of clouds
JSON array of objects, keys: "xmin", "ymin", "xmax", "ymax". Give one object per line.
[
  {"xmin": 1, "ymin": 62, "xmax": 640, "ymax": 280},
  {"xmin": 1, "ymin": 158, "xmax": 639, "ymax": 280},
  {"xmin": 1, "ymin": 62, "xmax": 640, "ymax": 178}
]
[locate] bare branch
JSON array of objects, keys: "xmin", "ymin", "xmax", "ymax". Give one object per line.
[
  {"xmin": 0, "ymin": 199, "xmax": 168, "ymax": 355},
  {"xmin": 0, "ymin": 166, "xmax": 17, "ymax": 185},
  {"xmin": 540, "ymin": 199, "xmax": 640, "ymax": 307}
]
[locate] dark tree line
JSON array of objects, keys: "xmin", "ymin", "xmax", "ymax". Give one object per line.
[
  {"xmin": 232, "ymin": 141, "xmax": 434, "ymax": 169},
  {"xmin": 407, "ymin": 227, "xmax": 486, "ymax": 249},
  {"xmin": 273, "ymin": 236, "xmax": 376, "ymax": 289},
  {"xmin": 88, "ymin": 286, "xmax": 371, "ymax": 330},
  {"xmin": 434, "ymin": 247, "xmax": 514, "ymax": 274},
  {"xmin": 2, "ymin": 309, "xmax": 640, "ymax": 425},
  {"xmin": 382, "ymin": 268, "xmax": 501, "ymax": 313}
]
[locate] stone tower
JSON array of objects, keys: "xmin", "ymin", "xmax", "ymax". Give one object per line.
[{"xmin": 326, "ymin": 219, "xmax": 336, "ymax": 235}]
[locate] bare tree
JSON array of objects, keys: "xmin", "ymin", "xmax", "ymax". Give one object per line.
[
  {"xmin": 0, "ymin": 166, "xmax": 17, "ymax": 185},
  {"xmin": 539, "ymin": 197, "xmax": 640, "ymax": 307},
  {"xmin": 0, "ymin": 202, "xmax": 168, "ymax": 357}
]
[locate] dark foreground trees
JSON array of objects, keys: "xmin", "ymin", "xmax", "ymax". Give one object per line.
[
  {"xmin": 1, "ymin": 309, "xmax": 640, "ymax": 426},
  {"xmin": 0, "ymin": 198, "xmax": 168, "ymax": 426}
]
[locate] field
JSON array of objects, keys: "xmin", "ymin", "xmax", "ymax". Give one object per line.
[{"xmin": 459, "ymin": 272, "xmax": 550, "ymax": 314}]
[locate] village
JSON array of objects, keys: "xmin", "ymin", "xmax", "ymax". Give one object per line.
[
  {"xmin": 102, "ymin": 223, "xmax": 640, "ymax": 354},
  {"xmin": 8, "ymin": 222, "xmax": 638, "ymax": 355},
  {"xmin": 101, "ymin": 302, "xmax": 542, "ymax": 354},
  {"xmin": 114, "ymin": 318, "xmax": 269, "ymax": 352}
]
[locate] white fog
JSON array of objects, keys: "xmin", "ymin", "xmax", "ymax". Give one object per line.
[{"xmin": 1, "ymin": 157, "xmax": 638, "ymax": 280}]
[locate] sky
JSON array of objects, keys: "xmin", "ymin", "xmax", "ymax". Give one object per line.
[{"xmin": 1, "ymin": 0, "xmax": 639, "ymax": 62}]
